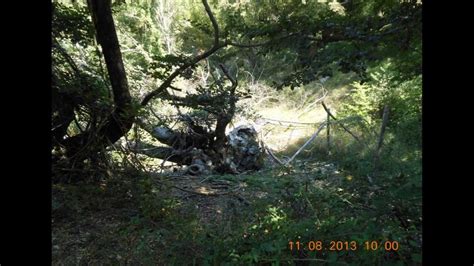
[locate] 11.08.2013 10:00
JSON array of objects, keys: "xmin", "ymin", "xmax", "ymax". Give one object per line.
[{"xmin": 288, "ymin": 240, "xmax": 400, "ymax": 252}]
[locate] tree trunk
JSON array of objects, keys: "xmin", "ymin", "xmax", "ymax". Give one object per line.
[
  {"xmin": 63, "ymin": 0, "xmax": 133, "ymax": 159},
  {"xmin": 372, "ymin": 105, "xmax": 390, "ymax": 180}
]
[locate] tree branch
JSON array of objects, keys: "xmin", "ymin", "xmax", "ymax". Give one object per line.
[
  {"xmin": 226, "ymin": 33, "xmax": 299, "ymax": 48},
  {"xmin": 219, "ymin": 63, "xmax": 237, "ymax": 91},
  {"xmin": 140, "ymin": 0, "xmax": 298, "ymax": 107},
  {"xmin": 202, "ymin": 0, "xmax": 219, "ymax": 47},
  {"xmin": 141, "ymin": 0, "xmax": 225, "ymax": 107}
]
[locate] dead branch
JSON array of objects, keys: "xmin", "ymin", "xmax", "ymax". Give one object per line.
[
  {"xmin": 297, "ymin": 86, "xmax": 327, "ymax": 118},
  {"xmin": 263, "ymin": 144, "xmax": 285, "ymax": 166}
]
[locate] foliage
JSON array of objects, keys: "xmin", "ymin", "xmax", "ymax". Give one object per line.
[
  {"xmin": 52, "ymin": 2, "xmax": 95, "ymax": 46},
  {"xmin": 52, "ymin": 0, "xmax": 422, "ymax": 264},
  {"xmin": 214, "ymin": 0, "xmax": 422, "ymax": 89},
  {"xmin": 339, "ymin": 59, "xmax": 422, "ymax": 145}
]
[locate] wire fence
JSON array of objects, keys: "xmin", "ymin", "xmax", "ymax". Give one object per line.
[{"xmin": 257, "ymin": 101, "xmax": 369, "ymax": 166}]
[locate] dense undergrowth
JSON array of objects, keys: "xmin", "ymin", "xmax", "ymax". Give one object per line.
[{"xmin": 53, "ymin": 153, "xmax": 421, "ymax": 265}]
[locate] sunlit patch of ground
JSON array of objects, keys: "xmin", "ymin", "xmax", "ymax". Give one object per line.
[{"xmin": 252, "ymin": 82, "xmax": 351, "ymax": 152}]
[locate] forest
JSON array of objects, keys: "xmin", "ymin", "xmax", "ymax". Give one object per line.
[{"xmin": 52, "ymin": 0, "xmax": 422, "ymax": 264}]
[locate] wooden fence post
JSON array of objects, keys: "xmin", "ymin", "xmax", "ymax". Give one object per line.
[{"xmin": 327, "ymin": 108, "xmax": 331, "ymax": 154}]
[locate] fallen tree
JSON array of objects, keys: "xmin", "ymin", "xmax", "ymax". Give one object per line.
[
  {"xmin": 127, "ymin": 124, "xmax": 264, "ymax": 175},
  {"xmin": 137, "ymin": 59, "xmax": 266, "ymax": 175}
]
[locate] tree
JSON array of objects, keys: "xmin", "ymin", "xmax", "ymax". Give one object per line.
[
  {"xmin": 204, "ymin": 0, "xmax": 421, "ymax": 88},
  {"xmin": 52, "ymin": 0, "xmax": 264, "ymax": 176},
  {"xmin": 53, "ymin": 0, "xmax": 134, "ymax": 167},
  {"xmin": 52, "ymin": 0, "xmax": 421, "ymax": 176}
]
